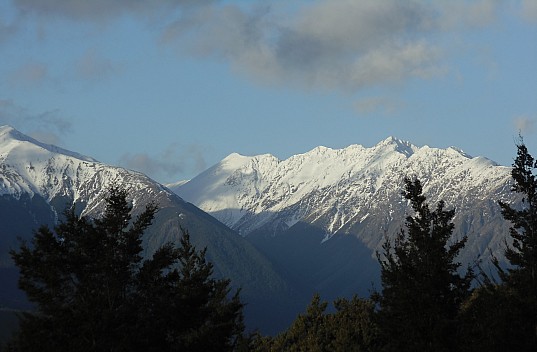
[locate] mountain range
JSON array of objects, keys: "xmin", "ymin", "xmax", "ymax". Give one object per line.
[
  {"xmin": 170, "ymin": 137, "xmax": 516, "ymax": 301},
  {"xmin": 0, "ymin": 126, "xmax": 519, "ymax": 336},
  {"xmin": 0, "ymin": 126, "xmax": 292, "ymax": 334}
]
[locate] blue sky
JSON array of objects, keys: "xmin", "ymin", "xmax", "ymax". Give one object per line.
[{"xmin": 1, "ymin": 0, "xmax": 536, "ymax": 183}]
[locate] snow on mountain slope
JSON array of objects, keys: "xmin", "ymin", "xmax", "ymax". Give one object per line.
[
  {"xmin": 0, "ymin": 126, "xmax": 294, "ymax": 333},
  {"xmin": 0, "ymin": 125, "xmax": 171, "ymax": 219},
  {"xmin": 171, "ymin": 137, "xmax": 515, "ymax": 264}
]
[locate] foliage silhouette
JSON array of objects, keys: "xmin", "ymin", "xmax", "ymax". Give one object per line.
[
  {"xmin": 8, "ymin": 186, "xmax": 244, "ymax": 351},
  {"xmin": 376, "ymin": 177, "xmax": 473, "ymax": 351}
]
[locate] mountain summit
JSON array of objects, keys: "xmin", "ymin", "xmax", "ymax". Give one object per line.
[
  {"xmin": 172, "ymin": 138, "xmax": 510, "ymax": 247},
  {"xmin": 170, "ymin": 139, "xmax": 515, "ymax": 300},
  {"xmin": 0, "ymin": 126, "xmax": 290, "ymax": 333},
  {"xmin": 0, "ymin": 125, "xmax": 96, "ymax": 162}
]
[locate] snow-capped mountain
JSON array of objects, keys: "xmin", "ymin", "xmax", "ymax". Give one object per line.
[
  {"xmin": 171, "ymin": 137, "xmax": 516, "ymax": 272},
  {"xmin": 0, "ymin": 125, "xmax": 170, "ymax": 218},
  {"xmin": 0, "ymin": 126, "xmax": 292, "ymax": 333},
  {"xmin": 0, "ymin": 126, "xmax": 521, "ymax": 332}
]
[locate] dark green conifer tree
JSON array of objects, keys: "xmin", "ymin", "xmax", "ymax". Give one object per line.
[
  {"xmin": 326, "ymin": 295, "xmax": 380, "ymax": 352},
  {"xmin": 459, "ymin": 140, "xmax": 537, "ymax": 351},
  {"xmin": 269, "ymin": 294, "xmax": 329, "ymax": 352},
  {"xmin": 376, "ymin": 177, "xmax": 473, "ymax": 352},
  {"xmin": 497, "ymin": 140, "xmax": 537, "ymax": 294},
  {"xmin": 257, "ymin": 294, "xmax": 379, "ymax": 352},
  {"xmin": 8, "ymin": 186, "xmax": 244, "ymax": 351},
  {"xmin": 494, "ymin": 139, "xmax": 537, "ymax": 349}
]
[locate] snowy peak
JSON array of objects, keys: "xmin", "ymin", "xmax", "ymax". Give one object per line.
[
  {"xmin": 0, "ymin": 126, "xmax": 169, "ymax": 216},
  {"xmin": 172, "ymin": 137, "xmax": 513, "ymax": 259},
  {"xmin": 0, "ymin": 125, "xmax": 31, "ymax": 142},
  {"xmin": 202, "ymin": 137, "xmax": 419, "ymax": 189},
  {"xmin": 447, "ymin": 146, "xmax": 474, "ymax": 160},
  {"xmin": 0, "ymin": 125, "xmax": 96, "ymax": 163},
  {"xmin": 375, "ymin": 136, "xmax": 417, "ymax": 157},
  {"xmin": 220, "ymin": 152, "xmax": 253, "ymax": 169}
]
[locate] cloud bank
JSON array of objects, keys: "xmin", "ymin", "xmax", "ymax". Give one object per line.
[
  {"xmin": 162, "ymin": 0, "xmax": 445, "ymax": 91},
  {"xmin": 9, "ymin": 0, "xmax": 514, "ymax": 93}
]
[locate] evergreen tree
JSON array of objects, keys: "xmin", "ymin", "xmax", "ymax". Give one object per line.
[
  {"xmin": 133, "ymin": 232, "xmax": 244, "ymax": 351},
  {"xmin": 326, "ymin": 296, "xmax": 380, "ymax": 352},
  {"xmin": 458, "ymin": 284, "xmax": 529, "ymax": 352},
  {"xmin": 458, "ymin": 140, "xmax": 537, "ymax": 351},
  {"xmin": 269, "ymin": 294, "xmax": 330, "ymax": 352},
  {"xmin": 8, "ymin": 186, "xmax": 244, "ymax": 351},
  {"xmin": 494, "ymin": 139, "xmax": 537, "ymax": 349},
  {"xmin": 258, "ymin": 294, "xmax": 379, "ymax": 352},
  {"xmin": 376, "ymin": 177, "xmax": 473, "ymax": 352},
  {"xmin": 497, "ymin": 140, "xmax": 537, "ymax": 292}
]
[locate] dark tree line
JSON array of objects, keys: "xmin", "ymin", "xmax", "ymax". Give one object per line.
[
  {"xmin": 253, "ymin": 294, "xmax": 380, "ymax": 351},
  {"xmin": 6, "ymin": 187, "xmax": 244, "ymax": 351}
]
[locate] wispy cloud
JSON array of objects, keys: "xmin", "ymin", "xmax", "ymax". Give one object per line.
[
  {"xmin": 521, "ymin": 0, "xmax": 537, "ymax": 23},
  {"xmin": 0, "ymin": 99, "xmax": 72, "ymax": 145},
  {"xmin": 8, "ymin": 62, "xmax": 49, "ymax": 87},
  {"xmin": 118, "ymin": 143, "xmax": 207, "ymax": 181},
  {"xmin": 9, "ymin": 0, "xmax": 513, "ymax": 93},
  {"xmin": 159, "ymin": 0, "xmax": 507, "ymax": 92},
  {"xmin": 438, "ymin": 0, "xmax": 500, "ymax": 30},
  {"xmin": 354, "ymin": 96, "xmax": 405, "ymax": 116},
  {"xmin": 75, "ymin": 49, "xmax": 123, "ymax": 80},
  {"xmin": 0, "ymin": 19, "xmax": 18, "ymax": 43},
  {"xmin": 514, "ymin": 115, "xmax": 535, "ymax": 135},
  {"xmin": 13, "ymin": 0, "xmax": 216, "ymax": 21}
]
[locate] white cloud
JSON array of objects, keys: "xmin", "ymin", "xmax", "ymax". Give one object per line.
[
  {"xmin": 161, "ymin": 1, "xmax": 448, "ymax": 91},
  {"xmin": 348, "ymin": 42, "xmax": 445, "ymax": 89},
  {"xmin": 10, "ymin": 0, "xmax": 510, "ymax": 93},
  {"xmin": 159, "ymin": 0, "xmax": 509, "ymax": 92}
]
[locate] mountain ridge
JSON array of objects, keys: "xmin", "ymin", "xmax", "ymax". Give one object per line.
[
  {"xmin": 0, "ymin": 126, "xmax": 294, "ymax": 333},
  {"xmin": 168, "ymin": 137, "xmax": 516, "ymax": 306},
  {"xmin": 170, "ymin": 137, "xmax": 514, "ymax": 269},
  {"xmin": 0, "ymin": 127, "xmax": 520, "ymax": 333},
  {"xmin": 172, "ymin": 138, "xmax": 508, "ymax": 227}
]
